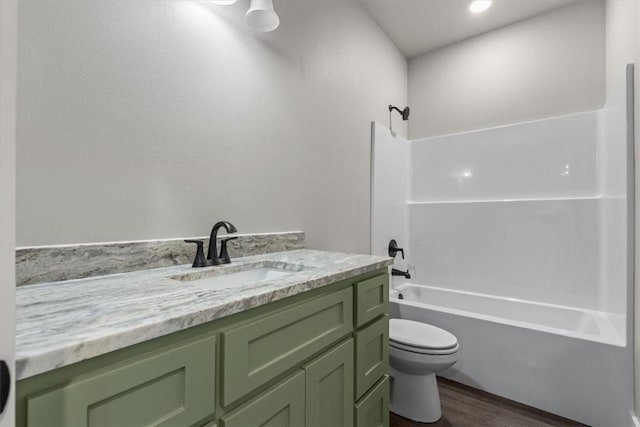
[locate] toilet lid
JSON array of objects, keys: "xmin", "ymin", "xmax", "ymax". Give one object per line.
[{"xmin": 389, "ymin": 319, "xmax": 458, "ymax": 350}]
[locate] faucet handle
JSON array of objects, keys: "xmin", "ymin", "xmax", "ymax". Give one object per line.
[
  {"xmin": 184, "ymin": 240, "xmax": 209, "ymax": 268},
  {"xmin": 388, "ymin": 239, "xmax": 405, "ymax": 259},
  {"xmin": 219, "ymin": 236, "xmax": 239, "ymax": 264}
]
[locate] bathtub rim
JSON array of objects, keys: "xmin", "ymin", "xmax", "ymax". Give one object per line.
[{"xmin": 391, "ymin": 282, "xmax": 626, "ymax": 348}]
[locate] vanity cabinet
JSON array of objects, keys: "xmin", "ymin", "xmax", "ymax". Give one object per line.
[{"xmin": 16, "ymin": 269, "xmax": 389, "ymax": 427}]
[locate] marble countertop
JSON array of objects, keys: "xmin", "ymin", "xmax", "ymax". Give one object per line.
[{"xmin": 16, "ymin": 249, "xmax": 392, "ymax": 380}]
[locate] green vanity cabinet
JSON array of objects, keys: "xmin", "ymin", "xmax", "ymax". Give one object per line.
[{"xmin": 16, "ymin": 269, "xmax": 390, "ymax": 427}]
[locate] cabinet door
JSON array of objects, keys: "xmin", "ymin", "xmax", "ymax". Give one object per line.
[
  {"xmin": 355, "ymin": 376, "xmax": 390, "ymax": 427},
  {"xmin": 221, "ymin": 371, "xmax": 305, "ymax": 427},
  {"xmin": 355, "ymin": 315, "xmax": 389, "ymax": 399},
  {"xmin": 304, "ymin": 339, "xmax": 354, "ymax": 427},
  {"xmin": 25, "ymin": 336, "xmax": 216, "ymax": 427}
]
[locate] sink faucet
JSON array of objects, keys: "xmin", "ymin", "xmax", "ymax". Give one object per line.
[{"xmin": 207, "ymin": 221, "xmax": 238, "ymax": 265}]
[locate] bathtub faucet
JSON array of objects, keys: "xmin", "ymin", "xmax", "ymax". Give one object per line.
[{"xmin": 392, "ymin": 268, "xmax": 411, "ymax": 279}]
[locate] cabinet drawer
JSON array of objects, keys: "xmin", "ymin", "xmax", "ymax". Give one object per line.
[
  {"xmin": 355, "ymin": 375, "xmax": 390, "ymax": 427},
  {"xmin": 25, "ymin": 335, "xmax": 216, "ymax": 427},
  {"xmin": 355, "ymin": 315, "xmax": 389, "ymax": 399},
  {"xmin": 221, "ymin": 287, "xmax": 353, "ymax": 406},
  {"xmin": 355, "ymin": 274, "xmax": 388, "ymax": 327},
  {"xmin": 221, "ymin": 371, "xmax": 305, "ymax": 427}
]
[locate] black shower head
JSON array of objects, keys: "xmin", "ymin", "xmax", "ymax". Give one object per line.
[{"xmin": 389, "ymin": 105, "xmax": 410, "ymax": 121}]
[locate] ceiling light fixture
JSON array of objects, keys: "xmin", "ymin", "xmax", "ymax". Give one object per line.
[
  {"xmin": 246, "ymin": 0, "xmax": 280, "ymax": 32},
  {"xmin": 210, "ymin": 0, "xmax": 237, "ymax": 5},
  {"xmin": 469, "ymin": 0, "xmax": 492, "ymax": 13}
]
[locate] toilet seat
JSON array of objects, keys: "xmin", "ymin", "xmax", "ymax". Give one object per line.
[
  {"xmin": 389, "ymin": 319, "xmax": 458, "ymax": 354},
  {"xmin": 390, "ymin": 340, "xmax": 459, "ymax": 355}
]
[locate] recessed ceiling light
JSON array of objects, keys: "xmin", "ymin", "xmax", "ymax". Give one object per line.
[{"xmin": 469, "ymin": 0, "xmax": 492, "ymax": 13}]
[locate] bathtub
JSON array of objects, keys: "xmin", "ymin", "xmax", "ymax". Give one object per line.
[{"xmin": 390, "ymin": 282, "xmax": 633, "ymax": 427}]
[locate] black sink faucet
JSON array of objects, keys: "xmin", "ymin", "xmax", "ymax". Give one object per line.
[{"xmin": 207, "ymin": 221, "xmax": 238, "ymax": 265}]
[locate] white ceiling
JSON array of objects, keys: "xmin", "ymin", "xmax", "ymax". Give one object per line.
[{"xmin": 359, "ymin": 0, "xmax": 582, "ymax": 58}]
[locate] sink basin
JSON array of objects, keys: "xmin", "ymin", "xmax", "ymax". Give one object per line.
[
  {"xmin": 168, "ymin": 262, "xmax": 311, "ymax": 291},
  {"xmin": 184, "ymin": 268, "xmax": 294, "ymax": 290}
]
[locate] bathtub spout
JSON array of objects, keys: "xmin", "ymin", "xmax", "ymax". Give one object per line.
[{"xmin": 392, "ymin": 268, "xmax": 411, "ymax": 279}]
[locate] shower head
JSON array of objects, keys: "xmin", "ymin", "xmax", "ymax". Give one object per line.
[{"xmin": 389, "ymin": 105, "xmax": 410, "ymax": 121}]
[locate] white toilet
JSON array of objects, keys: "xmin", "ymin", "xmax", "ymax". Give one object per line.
[{"xmin": 389, "ymin": 318, "xmax": 460, "ymax": 423}]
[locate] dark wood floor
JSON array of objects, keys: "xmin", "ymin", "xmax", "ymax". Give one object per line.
[{"xmin": 390, "ymin": 377, "xmax": 588, "ymax": 427}]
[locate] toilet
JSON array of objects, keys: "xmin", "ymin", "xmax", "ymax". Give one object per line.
[{"xmin": 389, "ymin": 318, "xmax": 460, "ymax": 423}]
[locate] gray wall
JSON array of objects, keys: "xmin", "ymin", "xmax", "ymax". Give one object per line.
[
  {"xmin": 408, "ymin": 0, "xmax": 605, "ymax": 139},
  {"xmin": 17, "ymin": 0, "xmax": 407, "ymax": 252}
]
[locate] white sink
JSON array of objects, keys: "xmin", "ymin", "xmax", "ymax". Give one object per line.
[{"xmin": 169, "ymin": 264, "xmax": 305, "ymax": 291}]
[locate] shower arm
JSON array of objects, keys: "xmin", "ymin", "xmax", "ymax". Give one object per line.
[
  {"xmin": 388, "ymin": 104, "xmax": 410, "ymax": 133},
  {"xmin": 389, "ymin": 105, "xmax": 404, "ymax": 115}
]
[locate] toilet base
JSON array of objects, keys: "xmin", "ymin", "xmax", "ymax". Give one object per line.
[{"xmin": 390, "ymin": 366, "xmax": 442, "ymax": 423}]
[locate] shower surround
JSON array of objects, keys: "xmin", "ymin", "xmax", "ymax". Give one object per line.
[{"xmin": 371, "ymin": 66, "xmax": 634, "ymax": 426}]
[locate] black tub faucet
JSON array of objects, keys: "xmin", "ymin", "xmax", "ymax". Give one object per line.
[
  {"xmin": 208, "ymin": 221, "xmax": 238, "ymax": 265},
  {"xmin": 392, "ymin": 268, "xmax": 411, "ymax": 279}
]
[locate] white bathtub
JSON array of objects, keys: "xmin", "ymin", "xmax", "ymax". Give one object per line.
[{"xmin": 390, "ymin": 282, "xmax": 633, "ymax": 426}]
